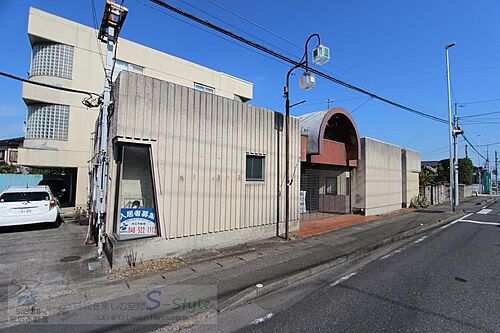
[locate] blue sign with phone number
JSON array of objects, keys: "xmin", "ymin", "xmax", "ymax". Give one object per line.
[{"xmin": 119, "ymin": 208, "xmax": 157, "ymax": 235}]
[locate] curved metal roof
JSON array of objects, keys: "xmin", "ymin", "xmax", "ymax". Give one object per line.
[{"xmin": 300, "ymin": 107, "xmax": 360, "ymax": 160}]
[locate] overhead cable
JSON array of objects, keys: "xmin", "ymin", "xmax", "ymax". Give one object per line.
[{"xmin": 149, "ymin": 0, "xmax": 448, "ymax": 124}]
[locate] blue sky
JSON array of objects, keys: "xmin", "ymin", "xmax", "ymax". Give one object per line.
[{"xmin": 1, "ymin": 0, "xmax": 499, "ymax": 165}]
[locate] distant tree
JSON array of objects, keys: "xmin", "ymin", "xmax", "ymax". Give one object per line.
[
  {"xmin": 458, "ymin": 158, "xmax": 474, "ymax": 185},
  {"xmin": 437, "ymin": 158, "xmax": 473, "ymax": 185},
  {"xmin": 419, "ymin": 168, "xmax": 438, "ymax": 186},
  {"xmin": 437, "ymin": 159, "xmax": 450, "ymax": 184}
]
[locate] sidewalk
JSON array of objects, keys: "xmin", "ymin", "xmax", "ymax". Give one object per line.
[{"xmin": 0, "ymin": 196, "xmax": 493, "ymax": 330}]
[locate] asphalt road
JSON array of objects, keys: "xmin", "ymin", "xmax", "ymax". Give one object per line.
[{"xmin": 201, "ymin": 199, "xmax": 500, "ymax": 333}]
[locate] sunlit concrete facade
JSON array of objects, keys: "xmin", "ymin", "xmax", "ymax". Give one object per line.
[
  {"xmin": 17, "ymin": 7, "xmax": 253, "ymax": 207},
  {"xmin": 105, "ymin": 72, "xmax": 299, "ymax": 266},
  {"xmin": 351, "ymin": 138, "xmax": 421, "ymax": 215}
]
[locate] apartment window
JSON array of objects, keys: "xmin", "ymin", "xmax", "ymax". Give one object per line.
[
  {"xmin": 246, "ymin": 155, "xmax": 265, "ymax": 181},
  {"xmin": 194, "ymin": 82, "xmax": 215, "ymax": 94},
  {"xmin": 325, "ymin": 177, "xmax": 338, "ymax": 195},
  {"xmin": 31, "ymin": 43, "xmax": 74, "ymax": 79},
  {"xmin": 0, "ymin": 150, "xmax": 5, "ymax": 162},
  {"xmin": 26, "ymin": 104, "xmax": 69, "ymax": 140},
  {"xmin": 9, "ymin": 150, "xmax": 18, "ymax": 163},
  {"xmin": 112, "ymin": 60, "xmax": 144, "ymax": 82}
]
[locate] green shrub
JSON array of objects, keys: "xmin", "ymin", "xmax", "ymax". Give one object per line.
[{"xmin": 410, "ymin": 195, "xmax": 429, "ymax": 208}]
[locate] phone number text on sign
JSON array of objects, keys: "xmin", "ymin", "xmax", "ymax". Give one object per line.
[{"xmin": 120, "ymin": 208, "xmax": 157, "ymax": 235}]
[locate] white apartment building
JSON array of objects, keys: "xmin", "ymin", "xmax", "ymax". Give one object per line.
[{"xmin": 18, "ymin": 7, "xmax": 253, "ymax": 207}]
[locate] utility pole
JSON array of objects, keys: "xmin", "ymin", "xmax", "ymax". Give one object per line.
[
  {"xmin": 452, "ymin": 103, "xmax": 463, "ymax": 207},
  {"xmin": 91, "ymin": 0, "xmax": 127, "ymax": 257},
  {"xmin": 495, "ymin": 150, "xmax": 498, "ymax": 195},
  {"xmin": 486, "ymin": 145, "xmax": 490, "ymax": 171},
  {"xmin": 465, "ymin": 144, "xmax": 468, "ymax": 159},
  {"xmin": 445, "ymin": 42, "xmax": 456, "ymax": 211},
  {"xmin": 327, "ymin": 97, "xmax": 333, "ymax": 109}
]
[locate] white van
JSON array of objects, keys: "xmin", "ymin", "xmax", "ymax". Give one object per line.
[{"xmin": 0, "ymin": 186, "xmax": 61, "ymax": 227}]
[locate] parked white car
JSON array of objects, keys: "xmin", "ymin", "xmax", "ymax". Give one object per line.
[{"xmin": 0, "ymin": 186, "xmax": 61, "ymax": 227}]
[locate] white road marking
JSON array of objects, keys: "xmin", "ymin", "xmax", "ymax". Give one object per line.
[
  {"xmin": 380, "ymin": 253, "xmax": 394, "ymax": 260},
  {"xmin": 250, "ymin": 313, "xmax": 274, "ymax": 325},
  {"xmin": 414, "ymin": 235, "xmax": 428, "ymax": 244},
  {"xmin": 439, "ymin": 213, "xmax": 473, "ymax": 229},
  {"xmin": 330, "ymin": 272, "xmax": 356, "ymax": 287},
  {"xmin": 459, "ymin": 220, "xmax": 500, "ymax": 226},
  {"xmin": 477, "ymin": 209, "xmax": 492, "ymax": 215},
  {"xmin": 380, "ymin": 242, "xmax": 417, "ymax": 259}
]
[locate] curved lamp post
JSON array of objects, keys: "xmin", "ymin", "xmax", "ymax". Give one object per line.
[{"xmin": 283, "ymin": 33, "xmax": 330, "ymax": 240}]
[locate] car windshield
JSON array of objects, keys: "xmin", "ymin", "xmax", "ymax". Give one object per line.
[{"xmin": 0, "ymin": 191, "xmax": 50, "ymax": 202}]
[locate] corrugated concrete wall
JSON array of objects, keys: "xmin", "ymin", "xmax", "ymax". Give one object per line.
[
  {"xmin": 402, "ymin": 149, "xmax": 421, "ymax": 208},
  {"xmin": 352, "ymin": 137, "xmax": 403, "ymax": 215},
  {"xmin": 108, "ymin": 72, "xmax": 300, "ymax": 243}
]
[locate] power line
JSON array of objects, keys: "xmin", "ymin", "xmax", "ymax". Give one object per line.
[
  {"xmin": 351, "ymin": 96, "xmax": 374, "ymax": 114},
  {"xmin": 177, "ymin": 0, "xmax": 301, "ymax": 60},
  {"xmin": 461, "ymin": 97, "xmax": 500, "ymax": 105},
  {"xmin": 422, "ymin": 139, "xmax": 463, "ymax": 155},
  {"xmin": 478, "ymin": 140, "xmax": 500, "ymax": 147},
  {"xmin": 405, "ymin": 122, "xmax": 435, "ymax": 146},
  {"xmin": 462, "ymin": 134, "xmax": 487, "ymax": 160},
  {"xmin": 134, "ymin": 0, "xmax": 291, "ymax": 68},
  {"xmin": 204, "ymin": 0, "xmax": 440, "ymax": 115},
  {"xmin": 460, "ymin": 110, "xmax": 500, "ymax": 118},
  {"xmin": 91, "ymin": 0, "xmax": 108, "ymax": 79},
  {"xmin": 0, "ymin": 71, "xmax": 100, "ymax": 97},
  {"xmin": 148, "ymin": 0, "xmax": 448, "ymax": 124},
  {"xmin": 423, "ymin": 144, "xmax": 466, "ymax": 157},
  {"xmin": 205, "ymin": 0, "xmax": 302, "ymax": 50}
]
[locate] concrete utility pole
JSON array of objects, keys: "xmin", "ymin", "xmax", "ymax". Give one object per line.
[
  {"xmin": 445, "ymin": 42, "xmax": 456, "ymax": 211},
  {"xmin": 452, "ymin": 103, "xmax": 464, "ymax": 207},
  {"xmin": 495, "ymin": 150, "xmax": 498, "ymax": 194},
  {"xmin": 92, "ymin": 0, "xmax": 128, "ymax": 258}
]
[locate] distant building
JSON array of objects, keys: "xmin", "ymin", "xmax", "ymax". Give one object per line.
[
  {"xmin": 17, "ymin": 7, "xmax": 253, "ymax": 207},
  {"xmin": 0, "ymin": 137, "xmax": 24, "ymax": 165}
]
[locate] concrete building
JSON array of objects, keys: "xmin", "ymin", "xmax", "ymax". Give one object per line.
[
  {"xmin": 0, "ymin": 137, "xmax": 24, "ymax": 165},
  {"xmin": 351, "ymin": 138, "xmax": 421, "ymax": 215},
  {"xmin": 105, "ymin": 71, "xmax": 299, "ymax": 266},
  {"xmin": 17, "ymin": 7, "xmax": 253, "ymax": 207},
  {"xmin": 299, "ymin": 109, "xmax": 360, "ymax": 220},
  {"xmin": 104, "ymin": 71, "xmax": 421, "ymax": 266}
]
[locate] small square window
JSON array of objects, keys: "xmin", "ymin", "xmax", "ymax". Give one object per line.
[
  {"xmin": 246, "ymin": 155, "xmax": 265, "ymax": 181},
  {"xmin": 9, "ymin": 150, "xmax": 18, "ymax": 163}
]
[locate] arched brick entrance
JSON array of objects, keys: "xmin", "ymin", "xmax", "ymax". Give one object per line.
[{"xmin": 300, "ymin": 107, "xmax": 360, "ymax": 220}]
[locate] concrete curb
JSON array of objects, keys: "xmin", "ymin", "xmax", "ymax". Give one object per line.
[{"xmin": 217, "ymin": 209, "xmax": 466, "ymax": 313}]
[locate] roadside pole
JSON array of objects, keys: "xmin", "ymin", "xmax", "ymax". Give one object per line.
[
  {"xmin": 93, "ymin": 0, "xmax": 127, "ymax": 258},
  {"xmin": 445, "ymin": 43, "xmax": 455, "ymax": 211},
  {"xmin": 453, "ymin": 104, "xmax": 459, "ymax": 207},
  {"xmin": 495, "ymin": 150, "xmax": 498, "ymax": 195}
]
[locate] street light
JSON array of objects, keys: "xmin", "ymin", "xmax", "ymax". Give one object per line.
[
  {"xmin": 445, "ymin": 42, "xmax": 455, "ymax": 212},
  {"xmin": 283, "ymin": 33, "xmax": 330, "ymax": 240}
]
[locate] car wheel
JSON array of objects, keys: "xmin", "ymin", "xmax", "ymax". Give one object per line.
[{"xmin": 53, "ymin": 215, "xmax": 63, "ymax": 228}]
